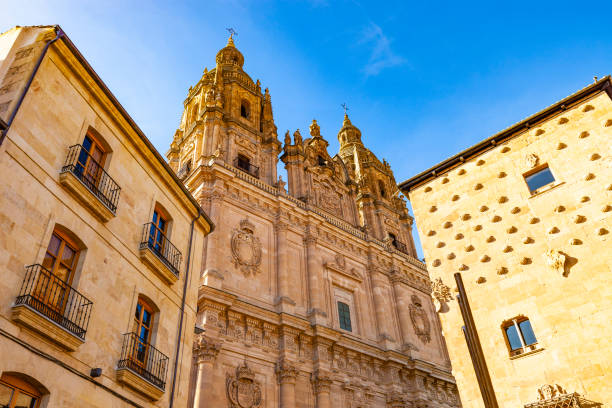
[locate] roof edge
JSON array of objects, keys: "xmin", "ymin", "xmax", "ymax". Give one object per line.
[
  {"xmin": 399, "ymin": 76, "xmax": 612, "ymax": 193},
  {"xmin": 53, "ymin": 25, "xmax": 214, "ymax": 232}
]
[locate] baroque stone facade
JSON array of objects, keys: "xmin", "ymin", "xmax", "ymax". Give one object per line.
[
  {"xmin": 401, "ymin": 78, "xmax": 612, "ymax": 407},
  {"xmin": 167, "ymin": 36, "xmax": 460, "ymax": 407}
]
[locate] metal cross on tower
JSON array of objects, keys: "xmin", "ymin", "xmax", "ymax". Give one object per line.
[
  {"xmin": 341, "ymin": 103, "xmax": 349, "ymax": 115},
  {"xmin": 226, "ymin": 28, "xmax": 237, "ymax": 39}
]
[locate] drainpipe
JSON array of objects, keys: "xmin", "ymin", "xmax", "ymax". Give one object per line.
[
  {"xmin": 0, "ymin": 26, "xmax": 64, "ymax": 147},
  {"xmin": 168, "ymin": 209, "xmax": 203, "ymax": 408}
]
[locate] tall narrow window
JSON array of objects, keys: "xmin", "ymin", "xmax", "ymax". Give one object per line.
[
  {"xmin": 39, "ymin": 230, "xmax": 80, "ymax": 312},
  {"xmin": 318, "ymin": 155, "xmax": 326, "ymax": 166},
  {"xmin": 237, "ymin": 154, "xmax": 250, "ymax": 172},
  {"xmin": 132, "ymin": 298, "xmax": 155, "ymax": 366},
  {"xmin": 76, "ymin": 131, "xmax": 107, "ymax": 188},
  {"xmin": 240, "ymin": 99, "xmax": 250, "ymax": 119},
  {"xmin": 378, "ymin": 180, "xmax": 386, "ymax": 198},
  {"xmin": 503, "ymin": 317, "xmax": 538, "ymax": 356},
  {"xmin": 337, "ymin": 301, "xmax": 352, "ymax": 332},
  {"xmin": 148, "ymin": 207, "xmax": 168, "ymax": 255},
  {"xmin": 388, "ymin": 232, "xmax": 398, "ymax": 249},
  {"xmin": 524, "ymin": 166, "xmax": 555, "ymax": 194},
  {"xmin": 0, "ymin": 374, "xmax": 42, "ymax": 408}
]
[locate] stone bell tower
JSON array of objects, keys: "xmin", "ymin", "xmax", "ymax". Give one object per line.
[
  {"xmin": 337, "ymin": 114, "xmax": 417, "ymax": 254},
  {"xmin": 167, "ymin": 34, "xmax": 281, "ymax": 186}
]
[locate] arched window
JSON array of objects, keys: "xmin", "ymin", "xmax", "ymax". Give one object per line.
[
  {"xmin": 0, "ymin": 373, "xmax": 45, "ymax": 408},
  {"xmin": 388, "ymin": 232, "xmax": 398, "ymax": 248},
  {"xmin": 378, "ymin": 180, "xmax": 386, "ymax": 198},
  {"xmin": 240, "ymin": 99, "xmax": 250, "ymax": 119},
  {"xmin": 318, "ymin": 155, "xmax": 326, "ymax": 166},
  {"xmin": 76, "ymin": 128, "xmax": 110, "ymax": 187},
  {"xmin": 190, "ymin": 104, "xmax": 199, "ymax": 122},
  {"xmin": 38, "ymin": 227, "xmax": 82, "ymax": 312},
  {"xmin": 148, "ymin": 204, "xmax": 171, "ymax": 256},
  {"xmin": 131, "ymin": 296, "xmax": 156, "ymax": 367}
]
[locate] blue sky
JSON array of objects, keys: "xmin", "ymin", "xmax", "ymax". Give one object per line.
[{"xmin": 3, "ymin": 1, "xmax": 612, "ymax": 257}]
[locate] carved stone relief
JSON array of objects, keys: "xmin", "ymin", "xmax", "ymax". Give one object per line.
[
  {"xmin": 526, "ymin": 153, "xmax": 540, "ymax": 168},
  {"xmin": 231, "ymin": 218, "xmax": 262, "ymax": 276},
  {"xmin": 431, "ymin": 277, "xmax": 453, "ymax": 312},
  {"xmin": 409, "ymin": 295, "xmax": 431, "ymax": 343},
  {"xmin": 544, "ymin": 249, "xmax": 567, "ymax": 276},
  {"xmin": 537, "ymin": 384, "xmax": 566, "ymax": 400},
  {"xmin": 226, "ymin": 363, "xmax": 263, "ymax": 408}
]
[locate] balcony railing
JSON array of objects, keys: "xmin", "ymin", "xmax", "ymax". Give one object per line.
[
  {"xmin": 392, "ymin": 240, "xmax": 409, "ymax": 255},
  {"xmin": 118, "ymin": 332, "xmax": 169, "ymax": 390},
  {"xmin": 140, "ymin": 223, "xmax": 182, "ymax": 277},
  {"xmin": 14, "ymin": 264, "xmax": 93, "ymax": 339},
  {"xmin": 233, "ymin": 157, "xmax": 259, "ymax": 178},
  {"xmin": 61, "ymin": 144, "xmax": 121, "ymax": 213}
]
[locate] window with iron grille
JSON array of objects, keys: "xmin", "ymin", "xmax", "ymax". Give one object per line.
[{"xmin": 337, "ymin": 301, "xmax": 352, "ymax": 332}]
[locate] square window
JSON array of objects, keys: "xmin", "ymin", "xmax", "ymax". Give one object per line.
[{"xmin": 524, "ymin": 166, "xmax": 555, "ymax": 194}]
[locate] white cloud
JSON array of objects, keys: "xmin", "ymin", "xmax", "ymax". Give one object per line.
[{"xmin": 359, "ymin": 22, "xmax": 406, "ymax": 76}]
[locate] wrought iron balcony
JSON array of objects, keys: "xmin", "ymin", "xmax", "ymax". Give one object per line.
[
  {"xmin": 61, "ymin": 144, "xmax": 121, "ymax": 214},
  {"xmin": 233, "ymin": 157, "xmax": 259, "ymax": 178},
  {"xmin": 14, "ymin": 264, "xmax": 93, "ymax": 340},
  {"xmin": 140, "ymin": 223, "xmax": 182, "ymax": 277},
  {"xmin": 118, "ymin": 332, "xmax": 169, "ymax": 390}
]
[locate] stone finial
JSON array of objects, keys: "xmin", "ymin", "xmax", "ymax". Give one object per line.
[
  {"xmin": 284, "ymin": 130, "xmax": 291, "ymax": 146},
  {"xmin": 293, "ymin": 129, "xmax": 302, "ymax": 145},
  {"xmin": 309, "ymin": 119, "xmax": 321, "ymax": 137}
]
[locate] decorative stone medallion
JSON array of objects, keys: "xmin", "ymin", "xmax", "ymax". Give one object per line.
[
  {"xmin": 226, "ymin": 363, "xmax": 263, "ymax": 408},
  {"xmin": 231, "ymin": 219, "xmax": 262, "ymax": 276},
  {"xmin": 409, "ymin": 295, "xmax": 431, "ymax": 343}
]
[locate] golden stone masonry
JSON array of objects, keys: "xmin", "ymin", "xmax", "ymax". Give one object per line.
[
  {"xmin": 401, "ymin": 77, "xmax": 612, "ymax": 407},
  {"xmin": 0, "ymin": 26, "xmax": 459, "ymax": 407}
]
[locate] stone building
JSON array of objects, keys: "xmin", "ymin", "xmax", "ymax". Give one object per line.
[
  {"xmin": 0, "ymin": 26, "xmax": 213, "ymax": 407},
  {"xmin": 400, "ymin": 78, "xmax": 612, "ymax": 407},
  {"xmin": 167, "ymin": 35, "xmax": 460, "ymax": 408}
]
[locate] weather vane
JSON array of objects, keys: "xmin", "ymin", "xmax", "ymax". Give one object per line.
[
  {"xmin": 341, "ymin": 103, "xmax": 349, "ymax": 115},
  {"xmin": 226, "ymin": 28, "xmax": 237, "ymax": 39}
]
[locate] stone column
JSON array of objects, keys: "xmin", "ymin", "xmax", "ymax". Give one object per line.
[
  {"xmin": 304, "ymin": 232, "xmax": 326, "ymax": 324},
  {"xmin": 275, "ymin": 220, "xmax": 295, "ymax": 313},
  {"xmin": 390, "ymin": 271, "xmax": 413, "ymax": 352},
  {"xmin": 191, "ymin": 335, "xmax": 221, "ymax": 408},
  {"xmin": 312, "ymin": 371, "xmax": 332, "ymax": 408},
  {"xmin": 201, "ymin": 191, "xmax": 224, "ymax": 288},
  {"xmin": 276, "ymin": 359, "xmax": 298, "ymax": 408},
  {"xmin": 368, "ymin": 266, "xmax": 392, "ymax": 343}
]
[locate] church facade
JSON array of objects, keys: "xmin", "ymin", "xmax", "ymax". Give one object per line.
[{"xmin": 167, "ymin": 36, "xmax": 460, "ymax": 408}]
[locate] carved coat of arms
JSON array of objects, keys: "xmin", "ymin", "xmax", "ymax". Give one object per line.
[
  {"xmin": 231, "ymin": 219, "xmax": 262, "ymax": 276},
  {"xmin": 409, "ymin": 295, "xmax": 431, "ymax": 343},
  {"xmin": 226, "ymin": 363, "xmax": 262, "ymax": 408}
]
